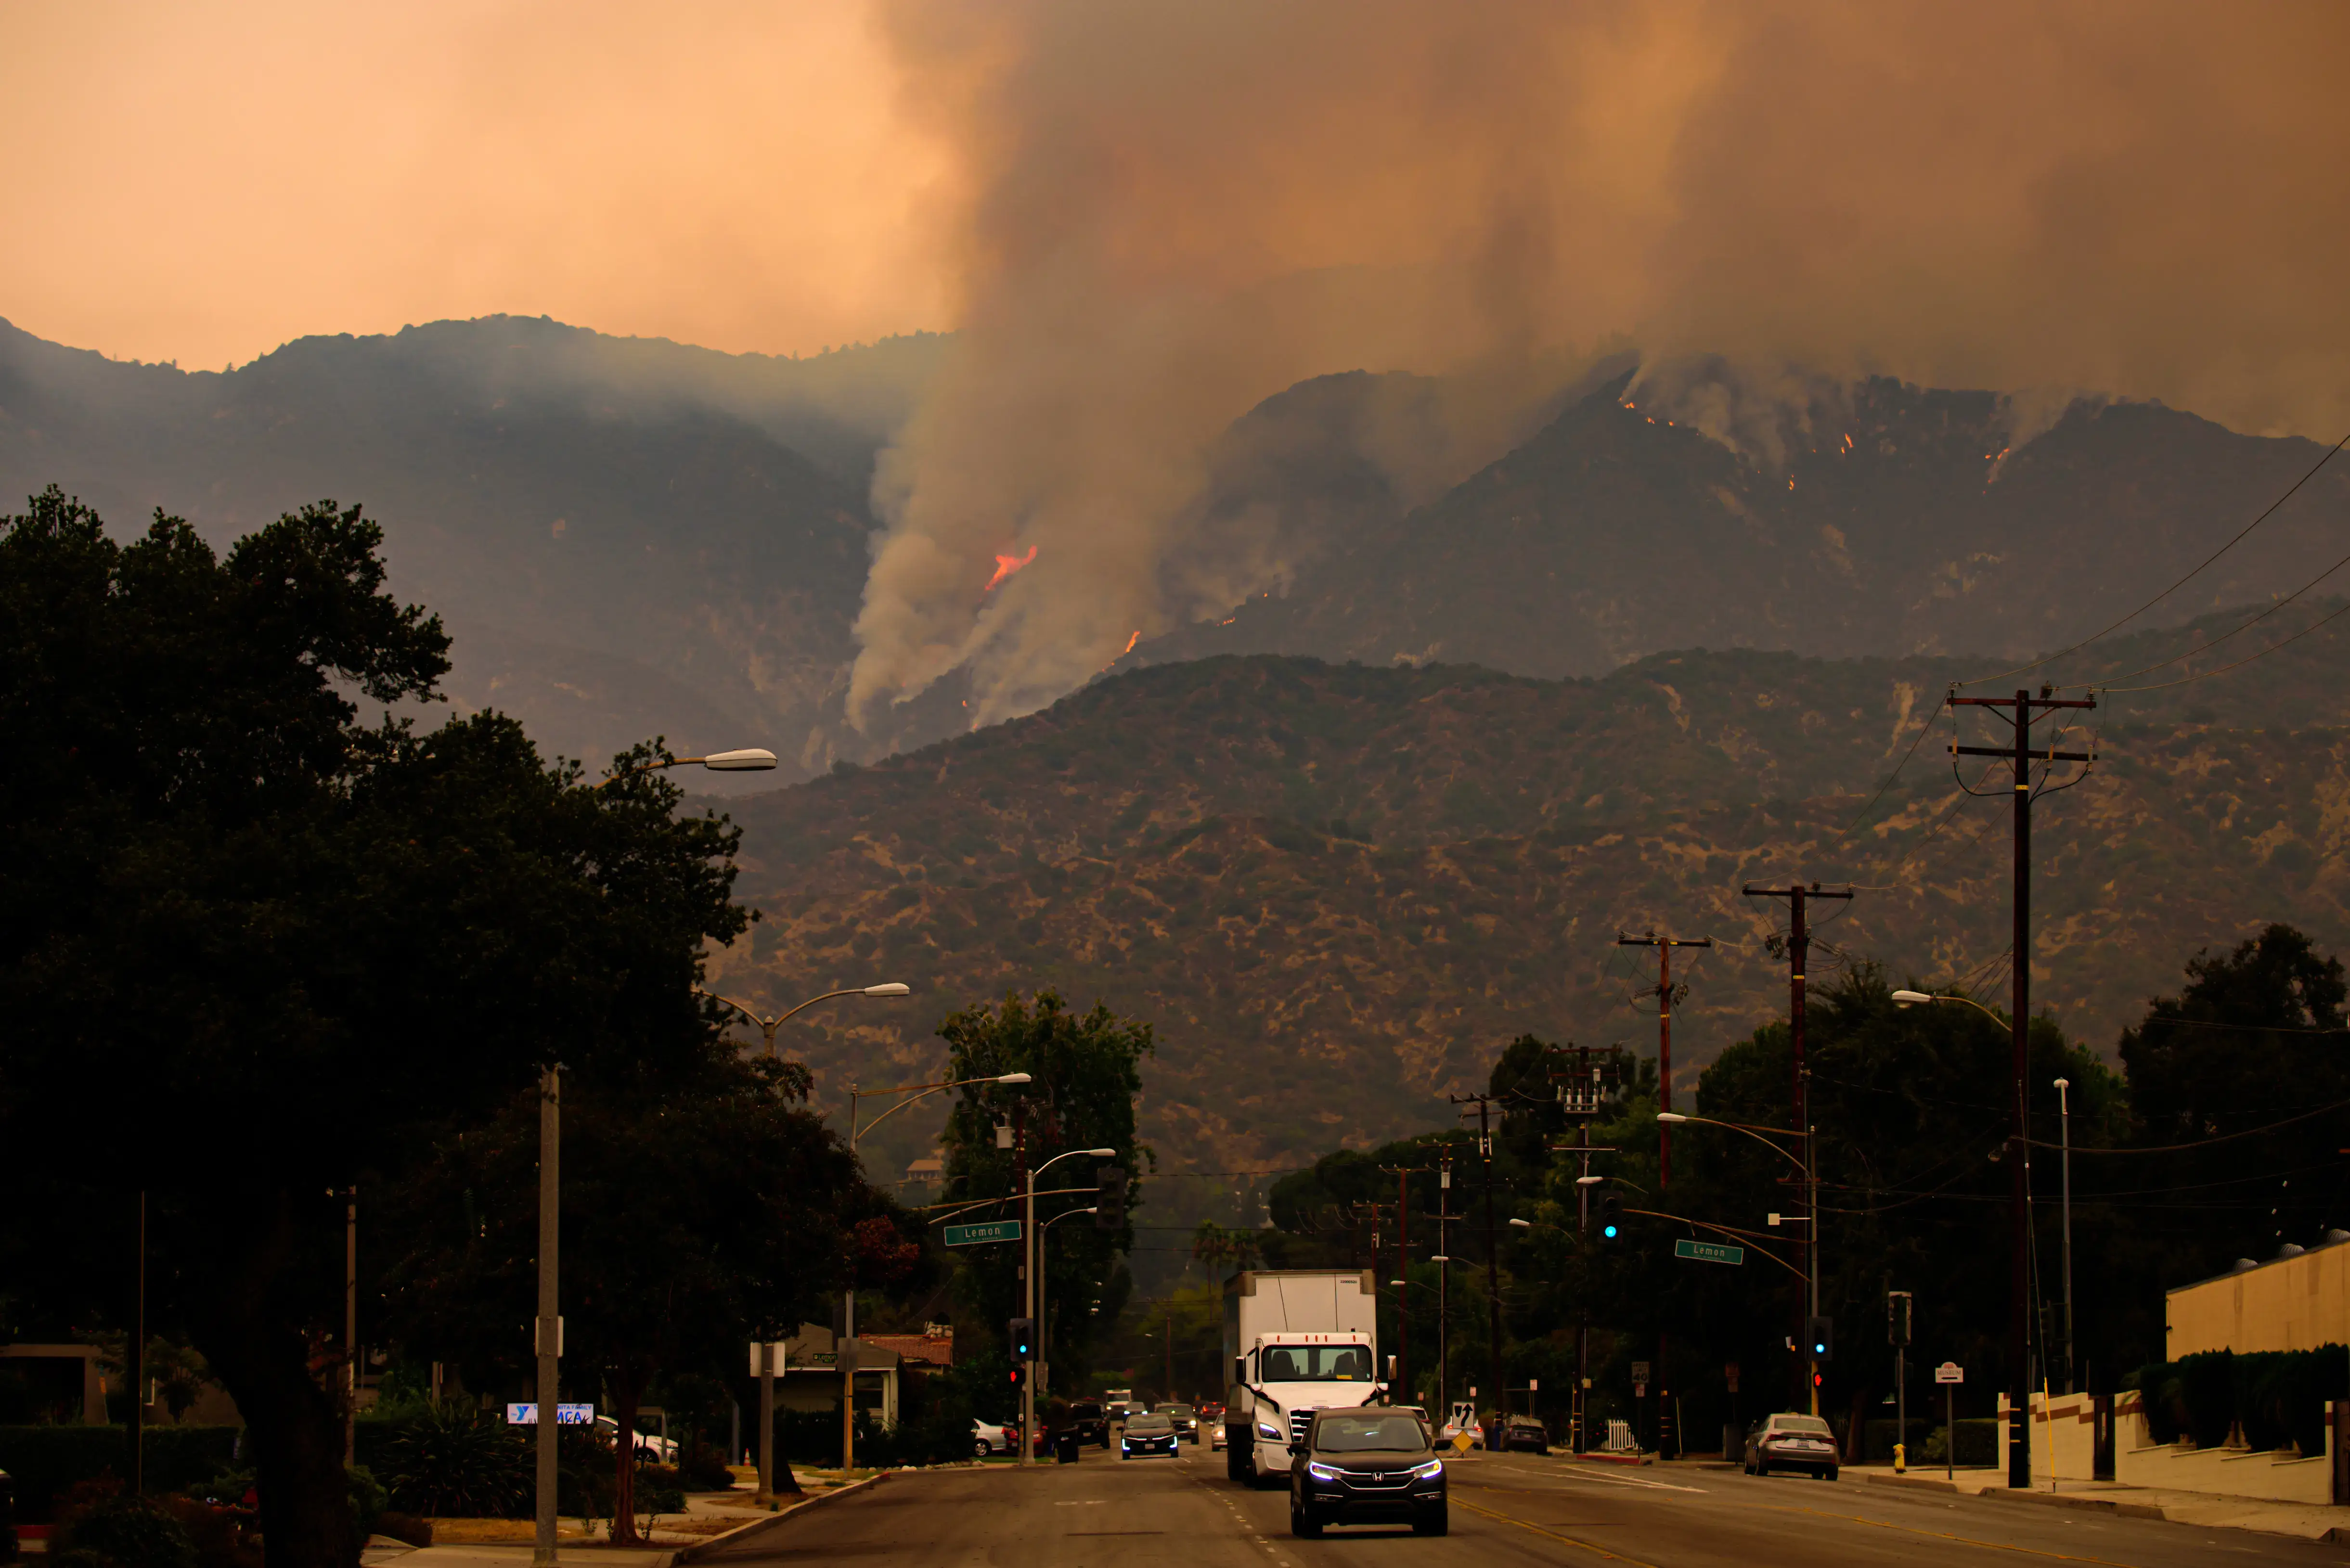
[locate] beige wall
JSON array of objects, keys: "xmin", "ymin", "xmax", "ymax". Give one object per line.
[{"xmin": 2167, "ymin": 1242, "xmax": 2350, "ymax": 1358}]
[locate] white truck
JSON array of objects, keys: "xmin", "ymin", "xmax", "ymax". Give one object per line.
[{"xmin": 1222, "ymin": 1269, "xmax": 1382, "ymax": 1485}]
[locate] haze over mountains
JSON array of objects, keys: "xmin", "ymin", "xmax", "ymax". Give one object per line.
[
  {"xmin": 6, "ymin": 313, "xmax": 2345, "ymax": 786},
  {"xmin": 7, "ymin": 308, "xmax": 2348, "ymax": 1181}
]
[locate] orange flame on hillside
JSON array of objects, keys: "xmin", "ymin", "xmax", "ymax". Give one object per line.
[{"xmin": 982, "ymin": 544, "xmax": 1038, "ymax": 592}]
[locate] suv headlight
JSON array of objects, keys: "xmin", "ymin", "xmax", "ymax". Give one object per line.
[
  {"xmin": 1410, "ymin": 1458, "xmax": 1444, "ymax": 1479},
  {"xmin": 1307, "ymin": 1461, "xmax": 1341, "ymax": 1481}
]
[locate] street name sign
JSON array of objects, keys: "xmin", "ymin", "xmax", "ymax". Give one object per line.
[
  {"xmin": 944, "ymin": 1219, "xmax": 1022, "ymax": 1247},
  {"xmin": 1935, "ymin": 1362, "xmax": 1964, "ymax": 1384},
  {"xmin": 1674, "ymin": 1238, "xmax": 1745, "ymax": 1266}
]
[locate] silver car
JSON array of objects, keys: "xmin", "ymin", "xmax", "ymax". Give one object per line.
[{"xmin": 1743, "ymin": 1413, "xmax": 1840, "ymax": 1479}]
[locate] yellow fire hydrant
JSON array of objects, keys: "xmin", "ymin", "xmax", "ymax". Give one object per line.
[{"xmin": 1894, "ymin": 1441, "xmax": 1907, "ymax": 1474}]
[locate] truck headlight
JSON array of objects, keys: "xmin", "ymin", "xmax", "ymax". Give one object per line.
[{"xmin": 1257, "ymin": 1421, "xmax": 1281, "ymax": 1440}]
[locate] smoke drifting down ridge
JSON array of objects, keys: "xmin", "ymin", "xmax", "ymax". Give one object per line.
[{"xmin": 847, "ymin": 0, "xmax": 2350, "ymax": 729}]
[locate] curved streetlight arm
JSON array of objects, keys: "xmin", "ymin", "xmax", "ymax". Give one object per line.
[
  {"xmin": 1034, "ymin": 1147, "xmax": 1117, "ymax": 1183},
  {"xmin": 600, "ymin": 749, "xmax": 779, "ymax": 788},
  {"xmin": 1656, "ymin": 1113, "xmax": 1805, "ymax": 1173},
  {"xmin": 1892, "ymin": 989, "xmax": 2010, "ymax": 1026},
  {"xmin": 854, "ymin": 1072, "xmax": 1027, "ymax": 1148},
  {"xmin": 1042, "ymin": 1207, "xmax": 1100, "ymax": 1230},
  {"xmin": 1621, "ymin": 1208, "xmax": 1806, "ymax": 1282}
]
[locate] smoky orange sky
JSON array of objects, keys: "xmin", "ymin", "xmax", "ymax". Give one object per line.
[
  {"xmin": 9, "ymin": 3, "xmax": 2349, "ymax": 730},
  {"xmin": 0, "ymin": 1, "xmax": 950, "ymax": 369}
]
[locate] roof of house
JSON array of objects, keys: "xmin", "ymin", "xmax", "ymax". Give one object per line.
[{"xmin": 863, "ymin": 1328, "xmax": 955, "ymax": 1367}]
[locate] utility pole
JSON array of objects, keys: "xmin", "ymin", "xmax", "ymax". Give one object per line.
[
  {"xmin": 1437, "ymin": 1157, "xmax": 1452, "ymax": 1416},
  {"xmin": 345, "ymin": 1187, "xmax": 359, "ymax": 1468},
  {"xmin": 131, "ymin": 1192, "xmax": 145, "ymax": 1497},
  {"xmin": 1451, "ymin": 1094, "xmax": 1503, "ymax": 1435},
  {"xmin": 1617, "ymin": 931, "xmax": 1709, "ymax": 1461},
  {"xmin": 1015, "ymin": 1097, "xmax": 1033, "ymax": 1466},
  {"xmin": 1949, "ymin": 685, "xmax": 2097, "ymax": 1489},
  {"xmin": 1377, "ymin": 1164, "xmax": 1429, "ymax": 1405},
  {"xmin": 1615, "ymin": 931, "xmax": 1712, "ymax": 1188},
  {"xmin": 533, "ymin": 1066, "xmax": 561, "ymax": 1568},
  {"xmin": 1548, "ymin": 1047, "xmax": 1616, "ymax": 1452},
  {"xmin": 1741, "ymin": 881, "xmax": 1853, "ymax": 1416}
]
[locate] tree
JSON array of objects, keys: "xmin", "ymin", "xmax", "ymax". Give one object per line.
[
  {"xmin": 934, "ymin": 991, "xmax": 1150, "ymax": 1394},
  {"xmin": 0, "ymin": 489, "xmax": 750, "ymax": 1566},
  {"xmin": 376, "ymin": 1056, "xmax": 875, "ymax": 1538},
  {"xmin": 2118, "ymin": 925, "xmax": 2350, "ymax": 1292}
]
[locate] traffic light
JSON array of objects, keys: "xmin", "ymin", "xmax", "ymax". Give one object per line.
[
  {"xmin": 1887, "ymin": 1291, "xmax": 1913, "ymax": 1348},
  {"xmin": 1009, "ymin": 1317, "xmax": 1035, "ymax": 1362},
  {"xmin": 1596, "ymin": 1192, "xmax": 1623, "ymax": 1240},
  {"xmin": 1807, "ymin": 1314, "xmax": 1834, "ymax": 1361},
  {"xmin": 1008, "ymin": 1363, "xmax": 1025, "ymax": 1392},
  {"xmin": 1096, "ymin": 1167, "xmax": 1128, "ymax": 1230}
]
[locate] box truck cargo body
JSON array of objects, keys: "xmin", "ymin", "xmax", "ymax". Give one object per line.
[{"xmin": 1221, "ymin": 1270, "xmax": 1381, "ymax": 1484}]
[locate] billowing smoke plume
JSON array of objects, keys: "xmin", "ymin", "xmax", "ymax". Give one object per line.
[{"xmin": 850, "ymin": 0, "xmax": 2350, "ymax": 728}]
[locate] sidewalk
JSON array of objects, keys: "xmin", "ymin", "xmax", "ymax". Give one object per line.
[
  {"xmin": 1850, "ymin": 1465, "xmax": 2350, "ymax": 1544},
  {"xmin": 367, "ymin": 1473, "xmax": 894, "ymax": 1565}
]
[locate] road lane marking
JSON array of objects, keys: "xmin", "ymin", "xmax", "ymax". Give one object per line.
[
  {"xmin": 1450, "ymin": 1494, "xmax": 1665, "ymax": 1567},
  {"xmin": 1473, "ymin": 1466, "xmax": 1708, "ymax": 1494},
  {"xmin": 1771, "ymin": 1504, "xmax": 2167, "ymax": 1566}
]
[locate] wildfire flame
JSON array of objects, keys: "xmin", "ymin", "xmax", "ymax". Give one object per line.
[{"xmin": 982, "ymin": 544, "xmax": 1038, "ymax": 593}]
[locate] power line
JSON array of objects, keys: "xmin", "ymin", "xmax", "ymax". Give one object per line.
[
  {"xmin": 1957, "ymin": 428, "xmax": 2350, "ymax": 690},
  {"xmin": 2096, "ymin": 594, "xmax": 2350, "ymax": 694}
]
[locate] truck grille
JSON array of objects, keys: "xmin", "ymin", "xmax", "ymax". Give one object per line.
[{"xmin": 1289, "ymin": 1411, "xmax": 1314, "ymax": 1448}]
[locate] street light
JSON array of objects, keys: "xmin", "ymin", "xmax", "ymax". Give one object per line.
[
  {"xmin": 1656, "ymin": 1112, "xmax": 1820, "ymax": 1414},
  {"xmin": 523, "ymin": 744, "xmax": 781, "ymax": 1560},
  {"xmin": 1891, "ymin": 989, "xmax": 2007, "ymax": 1025},
  {"xmin": 701, "ymin": 982, "xmax": 911, "ymax": 1499},
  {"xmin": 834, "ymin": 1064, "xmax": 1024, "ymax": 1473},
  {"xmin": 1020, "ymin": 1147, "xmax": 1117, "ymax": 1463},
  {"xmin": 2055, "ymin": 1077, "xmax": 2075, "ymax": 1393},
  {"xmin": 1039, "ymin": 1206, "xmax": 1100, "ymax": 1394}
]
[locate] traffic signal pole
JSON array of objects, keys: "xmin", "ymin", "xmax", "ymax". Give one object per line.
[{"xmin": 1016, "ymin": 1098, "xmax": 1033, "ymax": 1466}]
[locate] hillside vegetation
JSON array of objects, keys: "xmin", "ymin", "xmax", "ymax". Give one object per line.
[{"xmin": 712, "ymin": 614, "xmax": 2350, "ymax": 1172}]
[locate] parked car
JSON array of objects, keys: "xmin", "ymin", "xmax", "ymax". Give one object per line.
[
  {"xmin": 1436, "ymin": 1401, "xmax": 1485, "ymax": 1450},
  {"xmin": 594, "ymin": 1416, "xmax": 678, "ymax": 1462},
  {"xmin": 1159, "ymin": 1402, "xmax": 1201, "ymax": 1441},
  {"xmin": 1065, "ymin": 1399, "xmax": 1108, "ymax": 1448},
  {"xmin": 972, "ymin": 1418, "xmax": 1014, "ymax": 1457},
  {"xmin": 1290, "ymin": 1408, "xmax": 1447, "ymax": 1538},
  {"xmin": 1501, "ymin": 1414, "xmax": 1549, "ymax": 1454},
  {"xmin": 1743, "ymin": 1413, "xmax": 1840, "ymax": 1479},
  {"xmin": 1121, "ymin": 1412, "xmax": 1180, "ymax": 1459}
]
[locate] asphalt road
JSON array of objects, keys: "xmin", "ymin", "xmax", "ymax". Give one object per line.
[{"xmin": 710, "ymin": 1446, "xmax": 2345, "ymax": 1567}]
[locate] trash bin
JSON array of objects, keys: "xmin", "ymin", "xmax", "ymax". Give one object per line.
[{"xmin": 1056, "ymin": 1431, "xmax": 1081, "ymax": 1464}]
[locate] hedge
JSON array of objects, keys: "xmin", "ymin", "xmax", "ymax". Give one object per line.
[
  {"xmin": 2127, "ymin": 1346, "xmax": 2349, "ymax": 1455},
  {"xmin": 0, "ymin": 1426, "xmax": 243, "ymax": 1522}
]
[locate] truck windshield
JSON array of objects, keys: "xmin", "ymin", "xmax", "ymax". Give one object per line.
[{"xmin": 1260, "ymin": 1345, "xmax": 1373, "ymax": 1381}]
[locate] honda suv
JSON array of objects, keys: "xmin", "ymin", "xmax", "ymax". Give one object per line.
[{"xmin": 1290, "ymin": 1408, "xmax": 1447, "ymax": 1538}]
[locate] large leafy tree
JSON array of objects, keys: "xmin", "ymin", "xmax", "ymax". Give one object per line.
[
  {"xmin": 0, "ymin": 489, "xmax": 749, "ymax": 1566},
  {"xmin": 2118, "ymin": 924, "xmax": 2350, "ymax": 1291},
  {"xmin": 376, "ymin": 1057, "xmax": 876, "ymax": 1535},
  {"xmin": 934, "ymin": 991, "xmax": 1150, "ymax": 1395}
]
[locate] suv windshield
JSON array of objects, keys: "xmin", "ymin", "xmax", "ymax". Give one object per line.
[
  {"xmin": 1260, "ymin": 1345, "xmax": 1374, "ymax": 1382},
  {"xmin": 1314, "ymin": 1413, "xmax": 1429, "ymax": 1453},
  {"xmin": 1770, "ymin": 1416, "xmax": 1833, "ymax": 1436}
]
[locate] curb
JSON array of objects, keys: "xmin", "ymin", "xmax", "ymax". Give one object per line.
[
  {"xmin": 1980, "ymin": 1486, "xmax": 2169, "ymax": 1522},
  {"xmin": 1565, "ymin": 1452, "xmax": 1653, "ymax": 1467},
  {"xmin": 671, "ymin": 1472, "xmax": 892, "ymax": 1563}
]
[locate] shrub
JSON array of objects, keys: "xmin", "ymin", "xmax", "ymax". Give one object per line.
[
  {"xmin": 151, "ymin": 1496, "xmax": 260, "ymax": 1568},
  {"xmin": 55, "ymin": 1495, "xmax": 197, "ymax": 1568},
  {"xmin": 2129, "ymin": 1346, "xmax": 2346, "ymax": 1454},
  {"xmin": 678, "ymin": 1447, "xmax": 737, "ymax": 1491},
  {"xmin": 375, "ymin": 1404, "xmax": 531, "ymax": 1519}
]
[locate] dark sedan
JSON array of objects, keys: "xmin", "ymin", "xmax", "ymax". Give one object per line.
[
  {"xmin": 1158, "ymin": 1402, "xmax": 1201, "ymax": 1441},
  {"xmin": 1121, "ymin": 1412, "xmax": 1180, "ymax": 1459},
  {"xmin": 1501, "ymin": 1414, "xmax": 1549, "ymax": 1453},
  {"xmin": 1290, "ymin": 1409, "xmax": 1447, "ymax": 1538}
]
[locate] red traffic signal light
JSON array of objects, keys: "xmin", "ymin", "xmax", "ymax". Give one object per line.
[{"xmin": 1009, "ymin": 1364, "xmax": 1026, "ymax": 1390}]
